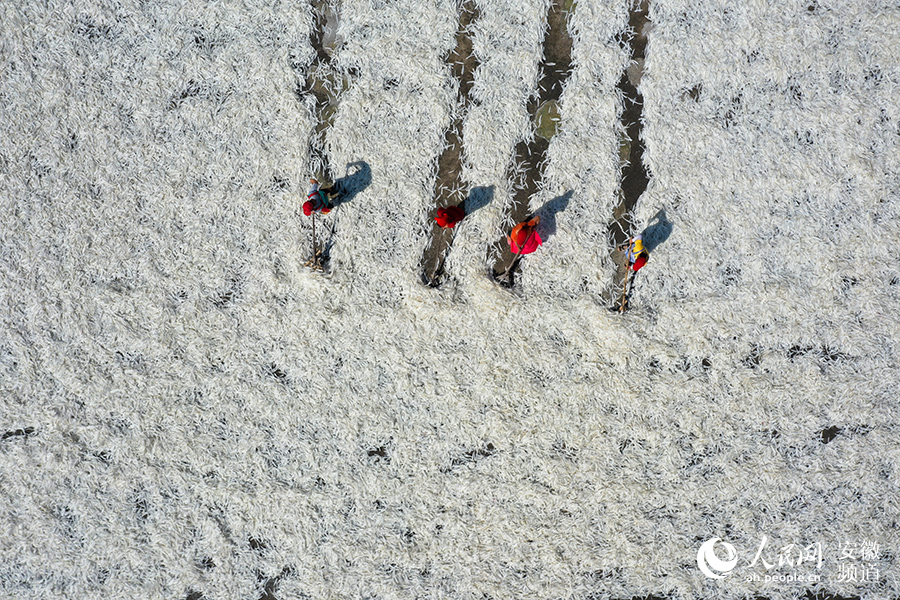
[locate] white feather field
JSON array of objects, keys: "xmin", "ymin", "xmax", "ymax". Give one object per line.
[{"xmin": 0, "ymin": 0, "xmax": 898, "ymax": 599}]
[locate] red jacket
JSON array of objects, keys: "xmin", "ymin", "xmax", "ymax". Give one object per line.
[
  {"xmin": 435, "ymin": 205, "xmax": 465, "ymax": 228},
  {"xmin": 508, "ymin": 217, "xmax": 542, "ymax": 255},
  {"xmin": 631, "ymin": 251, "xmax": 648, "ymax": 272},
  {"xmin": 303, "ymin": 190, "xmax": 332, "ymax": 216}
]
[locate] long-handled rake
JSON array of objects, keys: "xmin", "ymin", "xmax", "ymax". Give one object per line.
[
  {"xmin": 618, "ymin": 267, "xmax": 631, "ymax": 313},
  {"xmin": 304, "ymin": 212, "xmax": 323, "ymax": 271},
  {"xmin": 495, "ymin": 227, "xmax": 535, "ymax": 288}
]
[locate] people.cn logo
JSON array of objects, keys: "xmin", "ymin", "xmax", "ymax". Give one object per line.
[{"xmin": 697, "ymin": 538, "xmax": 739, "ymax": 579}]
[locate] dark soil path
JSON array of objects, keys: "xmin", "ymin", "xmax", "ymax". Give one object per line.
[
  {"xmin": 421, "ymin": 0, "xmax": 481, "ymax": 287},
  {"xmin": 607, "ymin": 0, "xmax": 650, "ymax": 307},
  {"xmin": 491, "ymin": 0, "xmax": 573, "ymax": 287},
  {"xmin": 298, "ymin": 0, "xmax": 346, "ymax": 186}
]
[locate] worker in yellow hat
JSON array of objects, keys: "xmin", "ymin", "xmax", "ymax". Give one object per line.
[
  {"xmin": 614, "ymin": 234, "xmax": 649, "ymax": 312},
  {"xmin": 619, "ymin": 234, "xmax": 649, "ymax": 272}
]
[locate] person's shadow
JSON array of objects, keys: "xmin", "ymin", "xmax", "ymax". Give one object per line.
[
  {"xmin": 463, "ymin": 185, "xmax": 494, "ymax": 215},
  {"xmin": 320, "ymin": 161, "xmax": 371, "ymax": 265},
  {"xmin": 535, "ymin": 190, "xmax": 573, "ymax": 241},
  {"xmin": 641, "ymin": 208, "xmax": 673, "ymax": 253},
  {"xmin": 331, "ymin": 161, "xmax": 371, "ymax": 207}
]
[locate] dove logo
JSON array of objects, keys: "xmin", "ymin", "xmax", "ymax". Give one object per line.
[{"xmin": 697, "ymin": 538, "xmax": 739, "ymax": 579}]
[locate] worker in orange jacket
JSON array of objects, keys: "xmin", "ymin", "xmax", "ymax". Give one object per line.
[{"xmin": 508, "ymin": 216, "xmax": 542, "ymax": 255}]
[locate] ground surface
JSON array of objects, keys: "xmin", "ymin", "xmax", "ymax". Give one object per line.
[{"xmin": 1, "ymin": 0, "xmax": 899, "ymax": 599}]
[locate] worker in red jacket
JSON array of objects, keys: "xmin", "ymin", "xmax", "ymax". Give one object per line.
[
  {"xmin": 303, "ymin": 178, "xmax": 333, "ymax": 216},
  {"xmin": 435, "ymin": 204, "xmax": 465, "ymax": 228}
]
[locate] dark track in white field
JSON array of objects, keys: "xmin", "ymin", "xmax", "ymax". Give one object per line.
[
  {"xmin": 490, "ymin": 0, "xmax": 574, "ymax": 288},
  {"xmin": 421, "ymin": 0, "xmax": 482, "ymax": 287},
  {"xmin": 607, "ymin": 0, "xmax": 650, "ymax": 307}
]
